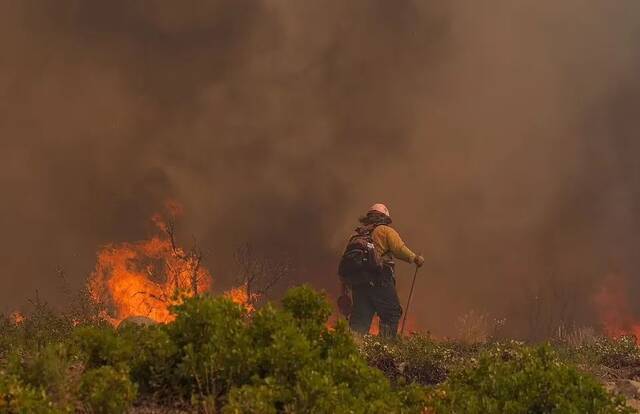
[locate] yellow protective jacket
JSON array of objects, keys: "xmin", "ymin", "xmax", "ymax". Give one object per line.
[{"xmin": 371, "ymin": 225, "xmax": 417, "ymax": 264}]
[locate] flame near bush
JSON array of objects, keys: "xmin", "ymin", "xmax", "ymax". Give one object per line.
[
  {"xmin": 88, "ymin": 204, "xmax": 212, "ymax": 325},
  {"xmin": 594, "ymin": 274, "xmax": 640, "ymax": 341}
]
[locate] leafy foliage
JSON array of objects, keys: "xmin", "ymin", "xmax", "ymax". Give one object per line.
[
  {"xmin": 361, "ymin": 334, "xmax": 476, "ymax": 385},
  {"xmin": 578, "ymin": 336, "xmax": 640, "ymax": 369},
  {"xmin": 73, "ymin": 325, "xmax": 132, "ymax": 370},
  {"xmin": 281, "ymin": 284, "xmax": 333, "ymax": 340},
  {"xmin": 117, "ymin": 324, "xmax": 178, "ymax": 394},
  {"xmin": 167, "ymin": 294, "xmax": 253, "ymax": 399},
  {"xmin": 426, "ymin": 343, "xmax": 633, "ymax": 414},
  {"xmin": 1, "ymin": 285, "xmax": 636, "ymax": 413},
  {"xmin": 8, "ymin": 343, "xmax": 75, "ymax": 407},
  {"xmin": 79, "ymin": 366, "xmax": 137, "ymax": 414},
  {"xmin": 0, "ymin": 302, "xmax": 74, "ymax": 357},
  {"xmin": 167, "ymin": 285, "xmax": 422, "ymax": 412},
  {"xmin": 0, "ymin": 371, "xmax": 60, "ymax": 414}
]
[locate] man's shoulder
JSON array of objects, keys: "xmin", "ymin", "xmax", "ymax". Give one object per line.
[{"xmin": 372, "ymin": 225, "xmax": 397, "ymax": 236}]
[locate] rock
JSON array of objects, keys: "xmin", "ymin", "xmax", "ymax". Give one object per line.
[
  {"xmin": 614, "ymin": 380, "xmax": 640, "ymax": 399},
  {"xmin": 118, "ymin": 315, "xmax": 158, "ymax": 329}
]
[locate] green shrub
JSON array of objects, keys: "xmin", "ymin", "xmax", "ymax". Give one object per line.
[
  {"xmin": 249, "ymin": 303, "xmax": 315, "ymax": 383},
  {"xmin": 0, "ymin": 303, "xmax": 75, "ymax": 358},
  {"xmin": 225, "ymin": 298, "xmax": 425, "ymax": 413},
  {"xmin": 162, "ymin": 286, "xmax": 423, "ymax": 412},
  {"xmin": 79, "ymin": 366, "xmax": 137, "ymax": 414},
  {"xmin": 223, "ymin": 321, "xmax": 425, "ymax": 414},
  {"xmin": 0, "ymin": 315, "xmax": 21, "ymax": 358},
  {"xmin": 578, "ymin": 336, "xmax": 640, "ymax": 369},
  {"xmin": 0, "ymin": 371, "xmax": 60, "ymax": 414},
  {"xmin": 73, "ymin": 325, "xmax": 132, "ymax": 370},
  {"xmin": 19, "ymin": 298, "xmax": 76, "ymax": 353},
  {"xmin": 426, "ymin": 343, "xmax": 632, "ymax": 414},
  {"xmin": 361, "ymin": 334, "xmax": 465, "ymax": 385},
  {"xmin": 223, "ymin": 383, "xmax": 282, "ymax": 414},
  {"xmin": 281, "ymin": 285, "xmax": 332, "ymax": 340},
  {"xmin": 8, "ymin": 343, "xmax": 75, "ymax": 406},
  {"xmin": 167, "ymin": 295, "xmax": 253, "ymax": 398},
  {"xmin": 117, "ymin": 324, "xmax": 178, "ymax": 394},
  {"xmin": 366, "ymin": 334, "xmax": 486, "ymax": 386}
]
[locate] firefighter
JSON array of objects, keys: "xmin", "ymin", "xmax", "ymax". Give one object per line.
[{"xmin": 339, "ymin": 204, "xmax": 424, "ymax": 337}]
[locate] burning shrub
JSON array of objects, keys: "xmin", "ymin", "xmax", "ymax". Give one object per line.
[
  {"xmin": 79, "ymin": 366, "xmax": 137, "ymax": 414},
  {"xmin": 88, "ymin": 208, "xmax": 212, "ymax": 326},
  {"xmin": 426, "ymin": 343, "xmax": 633, "ymax": 414}
]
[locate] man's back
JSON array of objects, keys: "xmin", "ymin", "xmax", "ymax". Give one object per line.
[{"xmin": 371, "ymin": 225, "xmax": 417, "ymax": 264}]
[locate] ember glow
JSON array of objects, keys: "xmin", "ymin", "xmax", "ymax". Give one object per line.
[
  {"xmin": 88, "ymin": 204, "xmax": 212, "ymax": 325},
  {"xmin": 225, "ymin": 282, "xmax": 259, "ymax": 313},
  {"xmin": 10, "ymin": 311, "xmax": 25, "ymax": 325},
  {"xmin": 594, "ymin": 274, "xmax": 640, "ymax": 341},
  {"xmin": 369, "ymin": 315, "xmax": 380, "ymax": 336},
  {"xmin": 367, "ymin": 315, "xmax": 417, "ymax": 337}
]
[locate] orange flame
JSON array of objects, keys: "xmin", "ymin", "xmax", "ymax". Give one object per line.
[
  {"xmin": 88, "ymin": 204, "xmax": 212, "ymax": 325},
  {"xmin": 594, "ymin": 274, "xmax": 640, "ymax": 341},
  {"xmin": 10, "ymin": 311, "xmax": 25, "ymax": 325},
  {"xmin": 400, "ymin": 315, "xmax": 418, "ymax": 337},
  {"xmin": 225, "ymin": 283, "xmax": 259, "ymax": 313},
  {"xmin": 369, "ymin": 315, "xmax": 417, "ymax": 336},
  {"xmin": 369, "ymin": 315, "xmax": 380, "ymax": 335}
]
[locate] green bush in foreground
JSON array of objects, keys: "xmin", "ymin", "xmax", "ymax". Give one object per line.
[
  {"xmin": 8, "ymin": 343, "xmax": 75, "ymax": 409},
  {"xmin": 117, "ymin": 324, "xmax": 178, "ymax": 395},
  {"xmin": 3, "ymin": 285, "xmax": 635, "ymax": 413},
  {"xmin": 169, "ymin": 285, "xmax": 424, "ymax": 413},
  {"xmin": 361, "ymin": 334, "xmax": 474, "ymax": 386},
  {"xmin": 578, "ymin": 336, "xmax": 640, "ymax": 370},
  {"xmin": 426, "ymin": 343, "xmax": 632, "ymax": 414},
  {"xmin": 79, "ymin": 366, "xmax": 137, "ymax": 414},
  {"xmin": 73, "ymin": 325, "xmax": 132, "ymax": 370},
  {"xmin": 0, "ymin": 371, "xmax": 60, "ymax": 414}
]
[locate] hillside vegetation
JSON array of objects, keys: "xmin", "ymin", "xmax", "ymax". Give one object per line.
[{"xmin": 1, "ymin": 286, "xmax": 637, "ymax": 413}]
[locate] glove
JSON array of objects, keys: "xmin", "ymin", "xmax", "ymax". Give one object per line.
[{"xmin": 414, "ymin": 255, "xmax": 425, "ymax": 268}]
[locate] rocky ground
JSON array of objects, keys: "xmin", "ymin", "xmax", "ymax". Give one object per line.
[{"xmin": 596, "ymin": 366, "xmax": 640, "ymax": 411}]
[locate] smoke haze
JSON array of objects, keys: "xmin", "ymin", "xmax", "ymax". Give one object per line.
[{"xmin": 2, "ymin": 1, "xmax": 640, "ymax": 337}]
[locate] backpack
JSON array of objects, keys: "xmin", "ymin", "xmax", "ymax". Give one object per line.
[{"xmin": 338, "ymin": 225, "xmax": 384, "ymax": 286}]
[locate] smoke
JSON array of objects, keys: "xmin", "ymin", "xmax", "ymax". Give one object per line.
[{"xmin": 2, "ymin": 1, "xmax": 640, "ymax": 337}]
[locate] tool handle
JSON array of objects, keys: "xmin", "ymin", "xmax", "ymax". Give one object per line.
[{"xmin": 400, "ymin": 265, "xmax": 420, "ymax": 336}]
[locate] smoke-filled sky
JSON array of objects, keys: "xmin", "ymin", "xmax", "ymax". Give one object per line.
[{"xmin": 2, "ymin": 1, "xmax": 640, "ymax": 337}]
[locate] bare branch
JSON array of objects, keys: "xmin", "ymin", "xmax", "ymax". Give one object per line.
[{"xmin": 233, "ymin": 243, "xmax": 292, "ymax": 305}]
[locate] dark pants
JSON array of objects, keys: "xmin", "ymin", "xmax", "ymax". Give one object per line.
[{"xmin": 349, "ymin": 269, "xmax": 402, "ymax": 338}]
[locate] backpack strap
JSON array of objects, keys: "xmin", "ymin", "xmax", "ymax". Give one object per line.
[{"xmin": 355, "ymin": 223, "xmax": 379, "ymax": 237}]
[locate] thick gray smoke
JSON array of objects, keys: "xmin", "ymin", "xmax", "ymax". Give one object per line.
[{"xmin": 2, "ymin": 1, "xmax": 640, "ymax": 337}]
